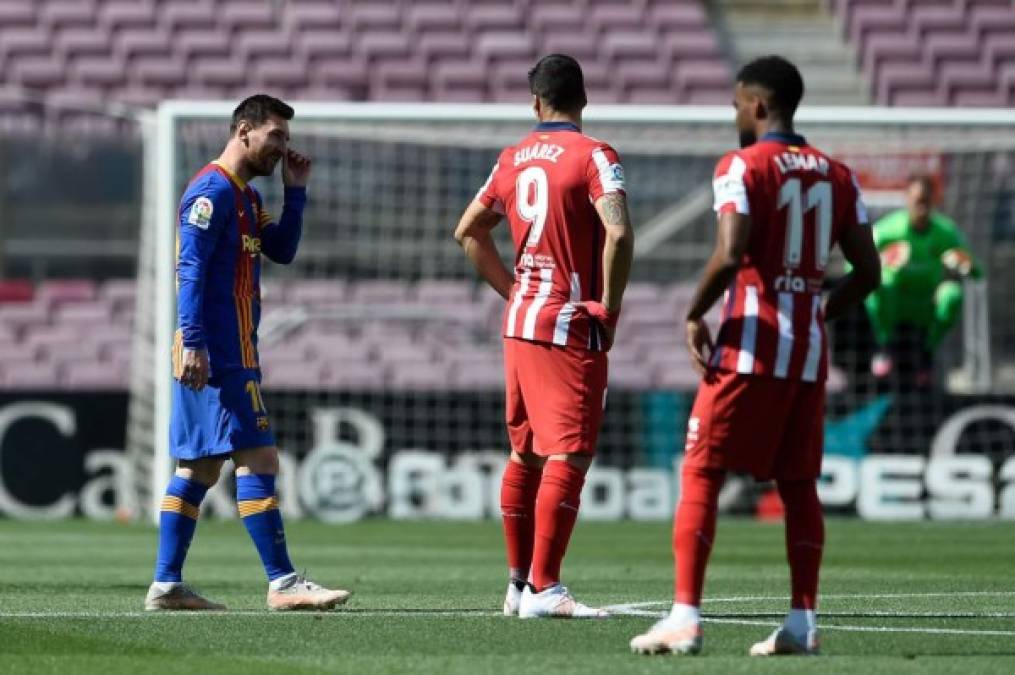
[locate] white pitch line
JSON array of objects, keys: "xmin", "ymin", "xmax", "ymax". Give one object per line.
[
  {"xmin": 0, "ymin": 610, "xmax": 502, "ymax": 619},
  {"xmin": 704, "ymin": 617, "xmax": 1015, "ymax": 637},
  {"xmin": 609, "ymin": 591, "xmax": 1015, "ymax": 609},
  {"xmin": 703, "ymin": 591, "xmax": 1015, "ymax": 603}
]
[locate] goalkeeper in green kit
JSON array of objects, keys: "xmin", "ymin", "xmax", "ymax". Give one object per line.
[{"xmin": 866, "ymin": 173, "xmax": 981, "ymax": 383}]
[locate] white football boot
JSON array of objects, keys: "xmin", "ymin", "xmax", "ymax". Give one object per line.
[
  {"xmin": 144, "ymin": 582, "xmax": 225, "ymax": 611},
  {"xmin": 517, "ymin": 583, "xmax": 608, "ymax": 619},
  {"xmin": 267, "ymin": 572, "xmax": 351, "ymax": 611},
  {"xmin": 503, "ymin": 581, "xmax": 524, "ymax": 616},
  {"xmin": 749, "ymin": 627, "xmax": 820, "ymax": 656},
  {"xmin": 629, "ymin": 616, "xmax": 703, "ymax": 655}
]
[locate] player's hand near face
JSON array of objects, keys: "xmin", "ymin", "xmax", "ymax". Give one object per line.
[
  {"xmin": 282, "ymin": 149, "xmax": 311, "ymax": 188},
  {"xmin": 180, "ymin": 348, "xmax": 210, "ymax": 390},
  {"xmin": 685, "ymin": 318, "xmax": 714, "ymax": 376}
]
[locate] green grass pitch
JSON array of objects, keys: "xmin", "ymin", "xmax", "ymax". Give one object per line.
[{"xmin": 1, "ymin": 518, "xmax": 1013, "ymax": 674}]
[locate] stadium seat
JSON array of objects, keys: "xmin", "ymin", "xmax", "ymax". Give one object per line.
[
  {"xmin": 407, "ymin": 3, "xmax": 461, "ymax": 34},
  {"xmin": 320, "ymin": 361, "xmax": 386, "ymax": 390},
  {"xmin": 0, "ymin": 279, "xmax": 34, "ymax": 303},
  {"xmin": 608, "ymin": 360, "xmax": 657, "ymax": 390},
  {"xmin": 390, "ymin": 361, "xmax": 452, "ymax": 391},
  {"xmin": 1, "ymin": 362, "xmax": 60, "ymax": 389},
  {"xmin": 528, "ymin": 5, "xmax": 585, "ymax": 34},
  {"xmin": 63, "ymin": 361, "xmax": 128, "ymax": 390},
  {"xmin": 37, "ymin": 279, "xmax": 96, "ymax": 304}
]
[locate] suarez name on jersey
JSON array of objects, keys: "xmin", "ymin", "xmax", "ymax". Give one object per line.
[
  {"xmin": 710, "ymin": 131, "xmax": 868, "ymax": 382},
  {"xmin": 476, "ymin": 121, "xmax": 625, "ymax": 352}
]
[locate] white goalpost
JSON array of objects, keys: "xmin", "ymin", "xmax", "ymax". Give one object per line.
[{"xmin": 132, "ymin": 102, "xmax": 1015, "ymax": 522}]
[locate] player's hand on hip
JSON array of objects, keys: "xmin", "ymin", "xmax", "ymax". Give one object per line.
[
  {"xmin": 180, "ymin": 348, "xmax": 210, "ymax": 390},
  {"xmin": 577, "ymin": 300, "xmax": 620, "ymax": 351},
  {"xmin": 282, "ymin": 149, "xmax": 312, "ymax": 188},
  {"xmin": 685, "ymin": 318, "xmax": 714, "ymax": 376}
]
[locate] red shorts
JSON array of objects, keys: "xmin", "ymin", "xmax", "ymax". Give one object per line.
[
  {"xmin": 503, "ymin": 338, "xmax": 608, "ymax": 456},
  {"xmin": 683, "ymin": 370, "xmax": 825, "ymax": 481}
]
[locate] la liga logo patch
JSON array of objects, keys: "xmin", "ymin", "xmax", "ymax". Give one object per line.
[{"xmin": 187, "ymin": 196, "xmax": 214, "ymax": 230}]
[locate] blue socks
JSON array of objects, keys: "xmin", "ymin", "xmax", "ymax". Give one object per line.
[
  {"xmin": 236, "ymin": 474, "xmax": 295, "ymax": 581},
  {"xmin": 154, "ymin": 475, "xmax": 209, "ymax": 583}
]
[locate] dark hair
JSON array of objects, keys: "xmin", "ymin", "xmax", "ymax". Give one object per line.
[
  {"xmin": 907, "ymin": 172, "xmax": 935, "ymax": 194},
  {"xmin": 528, "ymin": 54, "xmax": 587, "ymax": 112},
  {"xmin": 230, "ymin": 94, "xmax": 294, "ymax": 133},
  {"xmin": 736, "ymin": 55, "xmax": 805, "ymax": 117}
]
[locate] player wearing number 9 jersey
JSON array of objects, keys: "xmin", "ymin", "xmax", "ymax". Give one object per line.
[
  {"xmin": 630, "ymin": 56, "xmax": 881, "ymax": 657},
  {"xmin": 455, "ymin": 54, "xmax": 634, "ymax": 619}
]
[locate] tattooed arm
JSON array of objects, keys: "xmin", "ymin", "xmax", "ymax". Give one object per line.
[
  {"xmin": 595, "ymin": 192, "xmax": 634, "ymax": 312},
  {"xmin": 590, "ymin": 192, "xmax": 634, "ymax": 347}
]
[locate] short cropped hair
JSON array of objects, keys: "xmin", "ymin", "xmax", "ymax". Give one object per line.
[
  {"xmin": 528, "ymin": 54, "xmax": 587, "ymax": 112},
  {"xmin": 907, "ymin": 172, "xmax": 935, "ymax": 194},
  {"xmin": 736, "ymin": 55, "xmax": 805, "ymax": 117},
  {"xmin": 230, "ymin": 94, "xmax": 294, "ymax": 133}
]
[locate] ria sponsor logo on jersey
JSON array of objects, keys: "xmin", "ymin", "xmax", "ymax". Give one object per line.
[
  {"xmin": 772, "ymin": 151, "xmax": 830, "ymax": 176},
  {"xmin": 513, "ymin": 142, "xmax": 565, "ymax": 166},
  {"xmin": 774, "ymin": 270, "xmax": 823, "ymax": 294}
]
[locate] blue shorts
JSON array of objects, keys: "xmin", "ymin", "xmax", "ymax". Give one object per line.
[{"xmin": 170, "ymin": 368, "xmax": 275, "ymax": 460}]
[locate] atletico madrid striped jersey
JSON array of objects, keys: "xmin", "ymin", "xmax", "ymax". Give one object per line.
[
  {"xmin": 173, "ymin": 161, "xmax": 305, "ymax": 379},
  {"xmin": 709, "ymin": 132, "xmax": 868, "ymax": 382},
  {"xmin": 476, "ymin": 121, "xmax": 626, "ymax": 351}
]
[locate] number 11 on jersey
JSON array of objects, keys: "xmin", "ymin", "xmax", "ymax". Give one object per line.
[{"xmin": 778, "ymin": 178, "xmax": 832, "ymax": 271}]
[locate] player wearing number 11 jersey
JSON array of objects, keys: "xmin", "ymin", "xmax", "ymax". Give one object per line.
[
  {"xmin": 455, "ymin": 54, "xmax": 634, "ymax": 619},
  {"xmin": 631, "ymin": 56, "xmax": 881, "ymax": 656}
]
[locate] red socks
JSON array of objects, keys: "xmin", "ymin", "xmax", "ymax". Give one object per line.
[
  {"xmin": 673, "ymin": 466, "xmax": 725, "ymax": 606},
  {"xmin": 777, "ymin": 479, "xmax": 824, "ymax": 610},
  {"xmin": 500, "ymin": 461, "xmax": 543, "ymax": 581},
  {"xmin": 530, "ymin": 460, "xmax": 586, "ymax": 591}
]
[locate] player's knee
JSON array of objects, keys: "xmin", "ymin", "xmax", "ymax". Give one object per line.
[
  {"xmin": 550, "ymin": 452, "xmax": 594, "ymax": 473},
  {"xmin": 233, "ymin": 445, "xmax": 280, "ymax": 475},
  {"xmin": 510, "ymin": 450, "xmax": 545, "ymax": 468},
  {"xmin": 176, "ymin": 459, "xmax": 225, "ymax": 487}
]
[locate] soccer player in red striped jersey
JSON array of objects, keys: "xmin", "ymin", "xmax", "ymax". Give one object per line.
[
  {"xmin": 630, "ymin": 56, "xmax": 881, "ymax": 655},
  {"xmin": 454, "ymin": 54, "xmax": 634, "ymax": 618}
]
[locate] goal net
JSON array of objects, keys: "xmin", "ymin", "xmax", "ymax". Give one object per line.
[{"xmin": 128, "ymin": 103, "xmax": 1015, "ymax": 521}]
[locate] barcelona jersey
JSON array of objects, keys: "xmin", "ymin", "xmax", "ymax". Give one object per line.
[{"xmin": 173, "ymin": 161, "xmax": 306, "ymax": 380}]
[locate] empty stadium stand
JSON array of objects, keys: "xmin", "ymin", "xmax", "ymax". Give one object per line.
[
  {"xmin": 831, "ymin": 0, "xmax": 1015, "ymax": 106},
  {"xmin": 0, "ymin": 0, "xmax": 732, "ymax": 118}
]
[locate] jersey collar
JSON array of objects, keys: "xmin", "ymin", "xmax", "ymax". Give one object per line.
[
  {"xmin": 211, "ymin": 160, "xmax": 247, "ymax": 189},
  {"xmin": 761, "ymin": 131, "xmax": 807, "ymax": 146},
  {"xmin": 534, "ymin": 121, "xmax": 580, "ymax": 132}
]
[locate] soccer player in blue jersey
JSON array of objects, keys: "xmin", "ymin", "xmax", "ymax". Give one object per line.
[{"xmin": 145, "ymin": 95, "xmax": 350, "ymax": 611}]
